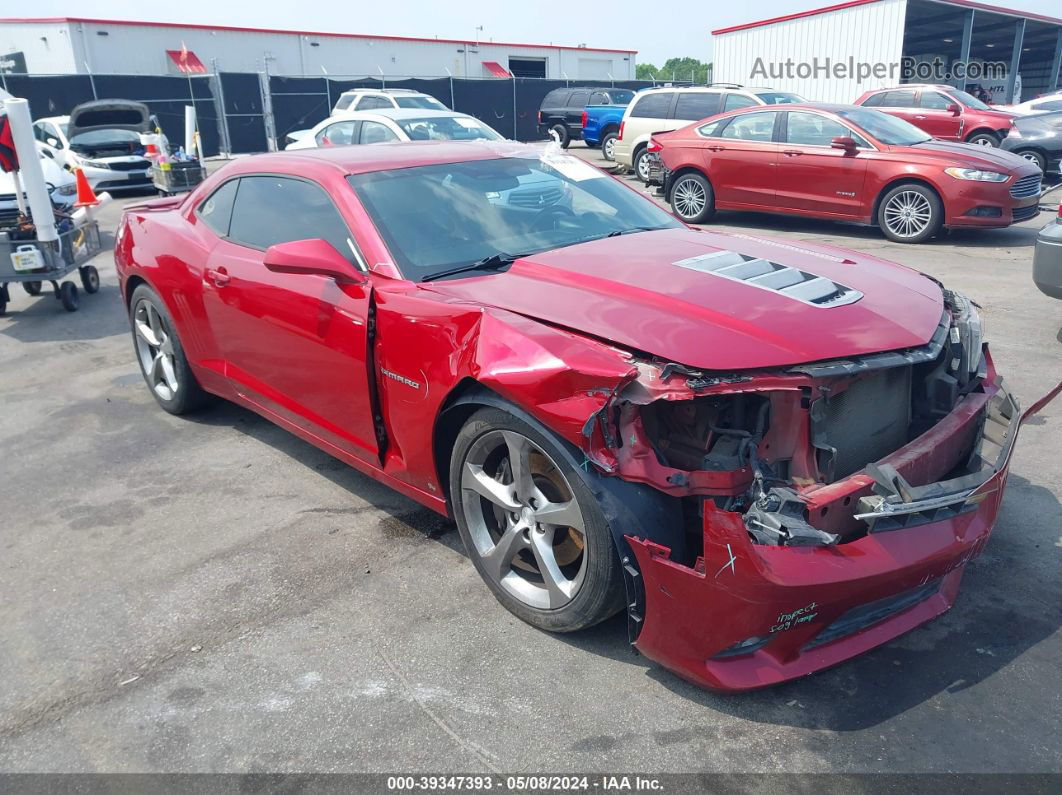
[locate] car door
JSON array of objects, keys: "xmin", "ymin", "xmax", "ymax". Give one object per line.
[
  {"xmin": 200, "ymin": 175, "xmax": 378, "ymax": 460},
  {"xmin": 914, "ymin": 90, "xmax": 963, "ymax": 140},
  {"xmin": 358, "ymin": 120, "xmax": 401, "ymax": 144},
  {"xmin": 875, "ymin": 89, "xmax": 920, "ymax": 127},
  {"xmin": 775, "ymin": 111, "xmax": 870, "ymax": 217},
  {"xmin": 704, "ymin": 111, "xmax": 780, "ymax": 208},
  {"xmin": 315, "ymin": 120, "xmax": 360, "ymax": 147}
]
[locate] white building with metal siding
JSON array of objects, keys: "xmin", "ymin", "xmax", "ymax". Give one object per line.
[
  {"xmin": 0, "ymin": 17, "xmax": 637, "ymax": 80},
  {"xmin": 712, "ymin": 0, "xmax": 1062, "ymax": 104}
]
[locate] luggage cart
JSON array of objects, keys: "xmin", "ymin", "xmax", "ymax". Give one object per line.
[
  {"xmin": 152, "ymin": 161, "xmax": 206, "ymax": 197},
  {"xmin": 0, "ymin": 220, "xmax": 103, "ymax": 315}
]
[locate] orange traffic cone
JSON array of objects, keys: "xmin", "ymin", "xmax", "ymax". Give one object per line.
[{"xmin": 73, "ymin": 167, "xmax": 100, "ymax": 207}]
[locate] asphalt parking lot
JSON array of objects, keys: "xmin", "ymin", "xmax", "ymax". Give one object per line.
[{"xmin": 1, "ymin": 149, "xmax": 1060, "ymax": 775}]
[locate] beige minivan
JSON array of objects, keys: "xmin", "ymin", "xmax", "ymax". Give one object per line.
[{"xmin": 613, "ymin": 85, "xmax": 805, "ymax": 181}]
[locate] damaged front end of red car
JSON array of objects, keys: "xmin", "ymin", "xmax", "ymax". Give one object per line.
[{"xmin": 575, "ymin": 290, "xmax": 1059, "ymax": 691}]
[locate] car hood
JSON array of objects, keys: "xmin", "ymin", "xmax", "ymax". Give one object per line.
[
  {"xmin": 425, "ymin": 228, "xmax": 944, "ymax": 371},
  {"xmin": 904, "ymin": 139, "xmax": 1033, "ymax": 171},
  {"xmin": 67, "ymin": 100, "xmax": 152, "ymax": 137}
]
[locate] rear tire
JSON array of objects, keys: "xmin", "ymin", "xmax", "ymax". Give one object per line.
[
  {"xmin": 965, "ymin": 131, "xmax": 999, "ymax": 147},
  {"xmin": 549, "ymin": 123, "xmax": 570, "ymax": 148},
  {"xmin": 877, "ymin": 183, "xmax": 943, "ymax": 244},
  {"xmin": 449, "ymin": 406, "xmax": 625, "ymax": 633},
  {"xmin": 59, "ymin": 281, "xmax": 79, "ymax": 312},
  {"xmin": 669, "ymin": 172, "xmax": 716, "ymax": 224},
  {"xmin": 129, "ymin": 284, "xmax": 213, "ymax": 415},
  {"xmin": 633, "ymin": 146, "xmax": 652, "ymax": 183},
  {"xmin": 601, "ymin": 132, "xmax": 618, "ymax": 162}
]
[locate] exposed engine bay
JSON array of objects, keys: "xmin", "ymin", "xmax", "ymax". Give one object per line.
[{"xmin": 592, "ymin": 289, "xmax": 993, "ymax": 556}]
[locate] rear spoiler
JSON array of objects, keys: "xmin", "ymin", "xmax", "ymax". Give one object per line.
[{"xmin": 121, "ymin": 194, "xmax": 186, "ymax": 213}]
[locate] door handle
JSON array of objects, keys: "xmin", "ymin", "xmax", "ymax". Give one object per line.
[
  {"xmin": 782, "ymin": 149, "xmax": 803, "ymax": 157},
  {"xmin": 205, "ymin": 266, "xmax": 230, "ymax": 287},
  {"xmin": 914, "ymin": 115, "xmax": 927, "ymax": 120},
  {"xmin": 706, "ymin": 145, "xmax": 726, "ymax": 151}
]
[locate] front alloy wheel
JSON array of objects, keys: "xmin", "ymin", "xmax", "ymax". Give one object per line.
[
  {"xmin": 450, "ymin": 407, "xmax": 624, "ymax": 632},
  {"xmin": 878, "ymin": 184, "xmax": 942, "ymax": 243}
]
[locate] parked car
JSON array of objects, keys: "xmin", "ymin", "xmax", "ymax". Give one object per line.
[
  {"xmin": 1001, "ymin": 89, "xmax": 1062, "ymax": 116},
  {"xmin": 614, "ymin": 85, "xmax": 805, "ymax": 182},
  {"xmin": 1033, "ymin": 204, "xmax": 1062, "ymax": 299},
  {"xmin": 331, "ymin": 88, "xmax": 449, "ymax": 114},
  {"xmin": 115, "ymin": 140, "xmax": 1058, "ymax": 691},
  {"xmin": 854, "ymin": 84, "xmax": 1015, "ymax": 147},
  {"xmin": 0, "ymin": 142, "xmax": 77, "ymax": 222},
  {"xmin": 1000, "ymin": 111, "xmax": 1062, "ymax": 172},
  {"xmin": 650, "ymin": 103, "xmax": 1042, "ymax": 243},
  {"xmin": 538, "ymin": 87, "xmax": 634, "ymax": 148},
  {"xmin": 34, "ymin": 100, "xmax": 161, "ymax": 192},
  {"xmin": 582, "ymin": 98, "xmax": 633, "ymax": 162},
  {"xmin": 285, "ymin": 109, "xmax": 504, "ymax": 150}
]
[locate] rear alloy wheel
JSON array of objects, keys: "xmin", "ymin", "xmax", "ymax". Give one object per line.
[
  {"xmin": 633, "ymin": 147, "xmax": 653, "ymax": 183},
  {"xmin": 966, "ymin": 131, "xmax": 999, "ymax": 147},
  {"xmin": 550, "ymin": 123, "xmax": 570, "ymax": 148},
  {"xmin": 670, "ymin": 172, "xmax": 715, "ymax": 224},
  {"xmin": 449, "ymin": 407, "xmax": 624, "ymax": 632},
  {"xmin": 601, "ymin": 132, "xmax": 618, "ymax": 162},
  {"xmin": 130, "ymin": 284, "xmax": 212, "ymax": 415},
  {"xmin": 878, "ymin": 184, "xmax": 943, "ymax": 244},
  {"xmin": 1016, "ymin": 149, "xmax": 1046, "ymax": 172}
]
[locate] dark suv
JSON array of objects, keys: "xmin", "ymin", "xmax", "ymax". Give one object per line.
[{"xmin": 538, "ymin": 87, "xmax": 635, "ymax": 148}]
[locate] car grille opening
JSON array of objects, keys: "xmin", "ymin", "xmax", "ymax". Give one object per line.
[
  {"xmin": 106, "ymin": 160, "xmax": 151, "ymax": 172},
  {"xmin": 810, "ymin": 366, "xmax": 912, "ymax": 481},
  {"xmin": 1009, "ymin": 174, "xmax": 1042, "ymax": 199},
  {"xmin": 803, "ymin": 580, "xmax": 941, "ymax": 650},
  {"xmin": 508, "ymin": 187, "xmax": 563, "ymax": 208},
  {"xmin": 1012, "ymin": 204, "xmax": 1041, "ymax": 222}
]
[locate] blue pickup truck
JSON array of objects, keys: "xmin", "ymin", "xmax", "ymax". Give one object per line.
[{"xmin": 580, "ymin": 92, "xmax": 636, "ymax": 160}]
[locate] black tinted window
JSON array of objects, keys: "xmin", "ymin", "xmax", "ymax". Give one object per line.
[
  {"xmin": 197, "ymin": 179, "xmax": 239, "ymax": 237},
  {"xmin": 568, "ymin": 91, "xmax": 591, "ymax": 108},
  {"xmin": 631, "ymin": 92, "xmax": 673, "ymax": 118},
  {"xmin": 862, "ymin": 92, "xmax": 885, "ymax": 107},
  {"xmin": 880, "ymin": 90, "xmax": 917, "ymax": 107},
  {"xmin": 356, "ymin": 96, "xmax": 392, "ymax": 110},
  {"xmin": 543, "ymin": 90, "xmax": 570, "ymax": 108},
  {"xmin": 228, "ymin": 176, "xmax": 354, "ymax": 261},
  {"xmin": 1032, "ymin": 100, "xmax": 1062, "ymax": 112},
  {"xmin": 590, "ymin": 92, "xmax": 609, "ymax": 105},
  {"xmin": 675, "ymin": 92, "xmax": 721, "ymax": 120},
  {"xmin": 722, "ymin": 93, "xmax": 758, "ymax": 112}
]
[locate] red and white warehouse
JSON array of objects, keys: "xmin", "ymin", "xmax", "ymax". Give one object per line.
[
  {"xmin": 712, "ymin": 0, "xmax": 1062, "ymax": 104},
  {"xmin": 0, "ymin": 17, "xmax": 637, "ymax": 80}
]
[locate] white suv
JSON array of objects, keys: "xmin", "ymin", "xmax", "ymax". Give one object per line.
[
  {"xmin": 331, "ymin": 88, "xmax": 449, "ymax": 114},
  {"xmin": 614, "ymin": 85, "xmax": 805, "ymax": 181}
]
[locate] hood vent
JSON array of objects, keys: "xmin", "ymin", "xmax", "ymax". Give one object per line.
[{"xmin": 673, "ymin": 250, "xmax": 862, "ymax": 308}]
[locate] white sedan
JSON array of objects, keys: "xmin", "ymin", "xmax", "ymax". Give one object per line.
[
  {"xmin": 0, "ymin": 142, "xmax": 77, "ymax": 221},
  {"xmin": 284, "ymin": 109, "xmax": 503, "ymax": 150}
]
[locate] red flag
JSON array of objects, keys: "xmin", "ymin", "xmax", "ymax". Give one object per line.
[{"xmin": 0, "ymin": 115, "xmax": 18, "ymax": 173}]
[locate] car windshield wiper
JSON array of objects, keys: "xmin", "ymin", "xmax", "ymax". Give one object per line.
[
  {"xmin": 606, "ymin": 226, "xmax": 663, "ymax": 237},
  {"xmin": 420, "ymin": 252, "xmax": 528, "ymax": 283}
]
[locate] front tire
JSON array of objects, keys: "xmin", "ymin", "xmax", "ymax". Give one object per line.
[
  {"xmin": 877, "ymin": 183, "xmax": 943, "ymax": 244},
  {"xmin": 1015, "ymin": 149, "xmax": 1046, "ymax": 172},
  {"xmin": 670, "ymin": 172, "xmax": 716, "ymax": 224},
  {"xmin": 449, "ymin": 407, "xmax": 624, "ymax": 633},
  {"xmin": 966, "ymin": 131, "xmax": 999, "ymax": 147},
  {"xmin": 130, "ymin": 284, "xmax": 212, "ymax": 415},
  {"xmin": 601, "ymin": 132, "xmax": 618, "ymax": 162}
]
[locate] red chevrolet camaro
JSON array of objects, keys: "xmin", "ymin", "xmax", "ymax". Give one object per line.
[
  {"xmin": 116, "ymin": 141, "xmax": 1059, "ymax": 691},
  {"xmin": 649, "ymin": 103, "xmax": 1042, "ymax": 243}
]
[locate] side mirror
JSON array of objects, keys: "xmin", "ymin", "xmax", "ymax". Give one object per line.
[
  {"xmin": 830, "ymin": 136, "xmax": 858, "ymax": 153},
  {"xmin": 46, "ymin": 137, "xmax": 59, "ymax": 147},
  {"xmin": 947, "ymin": 103, "xmax": 962, "ymax": 116},
  {"xmin": 263, "ymin": 239, "xmax": 365, "ymax": 284}
]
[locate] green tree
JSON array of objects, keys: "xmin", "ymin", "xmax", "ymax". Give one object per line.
[{"xmin": 637, "ymin": 58, "xmax": 713, "ymax": 84}]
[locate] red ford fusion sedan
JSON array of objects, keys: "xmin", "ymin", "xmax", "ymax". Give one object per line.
[
  {"xmin": 115, "ymin": 141, "xmax": 1059, "ymax": 691},
  {"xmin": 648, "ymin": 104, "xmax": 1042, "ymax": 243},
  {"xmin": 854, "ymin": 84, "xmax": 1016, "ymax": 147}
]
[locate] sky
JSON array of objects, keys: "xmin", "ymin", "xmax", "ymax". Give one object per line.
[{"xmin": 23, "ymin": 0, "xmax": 1062, "ymax": 66}]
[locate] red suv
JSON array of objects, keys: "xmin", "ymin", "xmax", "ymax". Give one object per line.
[
  {"xmin": 854, "ymin": 84, "xmax": 1015, "ymax": 147},
  {"xmin": 651, "ymin": 103, "xmax": 1042, "ymax": 243}
]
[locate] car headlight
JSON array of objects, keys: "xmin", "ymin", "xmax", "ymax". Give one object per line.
[
  {"xmin": 946, "ymin": 290, "xmax": 984, "ymax": 379},
  {"xmin": 944, "ymin": 167, "xmax": 1009, "ymax": 182},
  {"xmin": 55, "ymin": 183, "xmax": 78, "ymax": 196},
  {"xmin": 82, "ymin": 159, "xmax": 110, "ymax": 170}
]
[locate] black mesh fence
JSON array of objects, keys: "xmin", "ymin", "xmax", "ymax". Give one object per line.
[{"xmin": 4, "ymin": 72, "xmax": 691, "ymax": 156}]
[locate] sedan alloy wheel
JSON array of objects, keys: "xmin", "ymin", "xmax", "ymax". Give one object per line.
[
  {"xmin": 134, "ymin": 300, "xmax": 180, "ymax": 401},
  {"xmin": 882, "ymin": 190, "xmax": 933, "ymax": 239}
]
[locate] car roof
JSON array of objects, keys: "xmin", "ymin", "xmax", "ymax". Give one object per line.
[
  {"xmin": 231, "ymin": 140, "xmax": 540, "ymax": 177},
  {"xmin": 866, "ymin": 84, "xmax": 952, "ymax": 92},
  {"xmin": 329, "ymin": 109, "xmax": 472, "ymax": 121},
  {"xmin": 36, "ymin": 115, "xmax": 70, "ymax": 124},
  {"xmin": 338, "ymin": 88, "xmax": 427, "ymax": 95}
]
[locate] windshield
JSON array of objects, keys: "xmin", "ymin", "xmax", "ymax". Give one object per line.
[
  {"xmin": 754, "ymin": 91, "xmax": 805, "ymax": 105},
  {"xmin": 950, "ymin": 89, "xmax": 992, "ymax": 111},
  {"xmin": 347, "ymin": 155, "xmax": 681, "ymax": 281},
  {"xmin": 835, "ymin": 108, "xmax": 932, "ymax": 146},
  {"xmin": 395, "ymin": 95, "xmax": 448, "ymax": 110},
  {"xmin": 396, "ymin": 116, "xmax": 502, "ymax": 141},
  {"xmin": 607, "ymin": 90, "xmax": 635, "ymax": 104}
]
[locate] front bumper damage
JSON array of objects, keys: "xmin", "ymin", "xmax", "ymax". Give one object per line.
[{"xmin": 622, "ymin": 376, "xmax": 1058, "ymax": 691}]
